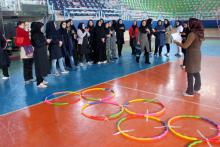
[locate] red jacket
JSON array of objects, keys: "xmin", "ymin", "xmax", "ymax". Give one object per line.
[
  {"xmin": 129, "ymin": 26, "xmax": 139, "ymax": 41},
  {"xmin": 15, "ymin": 27, "xmax": 31, "ymax": 46}
]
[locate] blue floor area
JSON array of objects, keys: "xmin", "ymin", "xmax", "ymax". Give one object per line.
[{"xmin": 0, "ymin": 39, "xmax": 219, "ymax": 115}]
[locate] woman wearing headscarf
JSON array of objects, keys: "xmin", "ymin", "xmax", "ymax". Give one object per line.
[
  {"xmin": 77, "ymin": 22, "xmax": 90, "ymax": 66},
  {"xmin": 164, "ymin": 19, "xmax": 172, "ymax": 57},
  {"xmin": 129, "ymin": 20, "xmax": 138, "ymax": 55},
  {"xmin": 154, "ymin": 20, "xmax": 166, "ymax": 56},
  {"xmin": 137, "ymin": 20, "xmax": 150, "ymax": 64},
  {"xmin": 174, "ymin": 18, "xmax": 204, "ymax": 97},
  {"xmin": 180, "ymin": 22, "xmax": 190, "ymax": 68},
  {"xmin": 31, "ymin": 22, "xmax": 50, "ymax": 88},
  {"xmin": 65, "ymin": 19, "xmax": 76, "ymax": 69},
  {"xmin": 0, "ymin": 32, "xmax": 10, "ymax": 80},
  {"xmin": 46, "ymin": 21, "xmax": 68, "ymax": 76},
  {"xmin": 175, "ymin": 20, "xmax": 184, "ymax": 57},
  {"xmin": 146, "ymin": 18, "xmax": 153, "ymax": 53},
  {"xmin": 15, "ymin": 21, "xmax": 34, "ymax": 84},
  {"xmin": 69, "ymin": 20, "xmax": 78, "ymax": 66},
  {"xmin": 116, "ymin": 19, "xmax": 125, "ymax": 57},
  {"xmin": 87, "ymin": 19, "xmax": 95, "ymax": 64},
  {"xmin": 105, "ymin": 22, "xmax": 112, "ymax": 63},
  {"xmin": 94, "ymin": 20, "xmax": 107, "ymax": 64},
  {"xmin": 109, "ymin": 20, "xmax": 117, "ymax": 59},
  {"xmin": 59, "ymin": 21, "xmax": 75, "ymax": 69}
]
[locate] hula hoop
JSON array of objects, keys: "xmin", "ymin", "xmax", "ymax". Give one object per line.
[
  {"xmin": 124, "ymin": 99, "xmax": 165, "ymax": 117},
  {"xmin": 116, "ymin": 115, "xmax": 169, "ymax": 141},
  {"xmin": 81, "ymin": 101, "xmax": 124, "ymax": 121},
  {"xmin": 44, "ymin": 91, "xmax": 80, "ymax": 106},
  {"xmin": 187, "ymin": 140, "xmax": 203, "ymax": 147},
  {"xmin": 81, "ymin": 88, "xmax": 115, "ymax": 101},
  {"xmin": 168, "ymin": 115, "xmax": 220, "ymax": 141}
]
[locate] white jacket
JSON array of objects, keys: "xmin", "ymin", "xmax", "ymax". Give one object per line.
[
  {"xmin": 77, "ymin": 29, "xmax": 90, "ymax": 45},
  {"xmin": 176, "ymin": 25, "xmax": 183, "ymax": 33}
]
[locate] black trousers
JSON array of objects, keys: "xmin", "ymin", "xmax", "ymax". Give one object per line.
[
  {"xmin": 154, "ymin": 45, "xmax": 163, "ymax": 55},
  {"xmin": 186, "ymin": 72, "xmax": 201, "ymax": 95},
  {"xmin": 182, "ymin": 48, "xmax": 186, "ymax": 66},
  {"xmin": 117, "ymin": 43, "xmax": 123, "ymax": 57},
  {"xmin": 2, "ymin": 66, "xmax": 9, "ymax": 77},
  {"xmin": 166, "ymin": 43, "xmax": 170, "ymax": 53},
  {"xmin": 148, "ymin": 39, "xmax": 152, "ymax": 52},
  {"xmin": 36, "ymin": 76, "xmax": 43, "ymax": 85},
  {"xmin": 23, "ymin": 58, "xmax": 33, "ymax": 81}
]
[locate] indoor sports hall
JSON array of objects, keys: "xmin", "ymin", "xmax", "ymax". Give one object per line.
[{"xmin": 0, "ymin": 0, "xmax": 220, "ymax": 147}]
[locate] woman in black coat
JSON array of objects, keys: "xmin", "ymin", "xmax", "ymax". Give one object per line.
[
  {"xmin": 59, "ymin": 21, "xmax": 75, "ymax": 69},
  {"xmin": 116, "ymin": 19, "xmax": 125, "ymax": 57},
  {"xmin": 46, "ymin": 21, "xmax": 68, "ymax": 75},
  {"xmin": 146, "ymin": 18, "xmax": 153, "ymax": 53},
  {"xmin": 0, "ymin": 32, "xmax": 10, "ymax": 79},
  {"xmin": 94, "ymin": 20, "xmax": 107, "ymax": 64},
  {"xmin": 87, "ymin": 19, "xmax": 95, "ymax": 63},
  {"xmin": 31, "ymin": 22, "xmax": 50, "ymax": 88}
]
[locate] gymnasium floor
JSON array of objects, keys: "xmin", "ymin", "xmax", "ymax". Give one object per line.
[{"xmin": 0, "ymin": 39, "xmax": 220, "ymax": 147}]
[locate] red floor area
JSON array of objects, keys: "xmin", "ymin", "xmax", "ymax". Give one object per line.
[{"xmin": 0, "ymin": 57, "xmax": 220, "ymax": 147}]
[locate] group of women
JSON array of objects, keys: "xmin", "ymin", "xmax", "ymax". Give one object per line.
[
  {"xmin": 128, "ymin": 18, "xmax": 191, "ymax": 66},
  {"xmin": 0, "ymin": 17, "xmax": 204, "ymax": 96},
  {"xmin": 0, "ymin": 19, "xmax": 126, "ymax": 88}
]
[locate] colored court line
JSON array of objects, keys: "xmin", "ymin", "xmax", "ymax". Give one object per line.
[
  {"xmin": 105, "ymin": 83, "xmax": 220, "ymax": 110},
  {"xmin": 0, "ymin": 61, "xmax": 172, "ymax": 117}
]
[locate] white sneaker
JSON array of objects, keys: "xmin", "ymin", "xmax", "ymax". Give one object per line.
[
  {"xmin": 165, "ymin": 53, "xmax": 170, "ymax": 57},
  {"xmin": 2, "ymin": 76, "xmax": 9, "ymax": 80},
  {"xmin": 43, "ymin": 80, "xmax": 48, "ymax": 85},
  {"xmin": 194, "ymin": 90, "xmax": 200, "ymax": 94},
  {"xmin": 37, "ymin": 83, "xmax": 47, "ymax": 88},
  {"xmin": 98, "ymin": 62, "xmax": 101, "ymax": 64},
  {"xmin": 79, "ymin": 63, "xmax": 84, "ymax": 66},
  {"xmin": 88, "ymin": 61, "xmax": 93, "ymax": 65},
  {"xmin": 183, "ymin": 92, "xmax": 194, "ymax": 97},
  {"xmin": 61, "ymin": 70, "xmax": 69, "ymax": 74},
  {"xmin": 53, "ymin": 73, "xmax": 60, "ymax": 76},
  {"xmin": 103, "ymin": 61, "xmax": 107, "ymax": 64}
]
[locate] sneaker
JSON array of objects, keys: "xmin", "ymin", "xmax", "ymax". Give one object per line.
[
  {"xmin": 97, "ymin": 62, "xmax": 102, "ymax": 64},
  {"xmin": 103, "ymin": 61, "xmax": 107, "ymax": 64},
  {"xmin": 61, "ymin": 70, "xmax": 69, "ymax": 74},
  {"xmin": 145, "ymin": 61, "xmax": 151, "ymax": 64},
  {"xmin": 37, "ymin": 83, "xmax": 47, "ymax": 88},
  {"xmin": 79, "ymin": 63, "xmax": 84, "ymax": 66},
  {"xmin": 53, "ymin": 73, "xmax": 60, "ymax": 76},
  {"xmin": 180, "ymin": 65, "xmax": 186, "ymax": 69},
  {"xmin": 2, "ymin": 76, "xmax": 9, "ymax": 80},
  {"xmin": 165, "ymin": 53, "xmax": 170, "ymax": 57},
  {"xmin": 43, "ymin": 80, "xmax": 48, "ymax": 85},
  {"xmin": 183, "ymin": 92, "xmax": 194, "ymax": 97},
  {"xmin": 194, "ymin": 90, "xmax": 200, "ymax": 94},
  {"xmin": 25, "ymin": 80, "xmax": 31, "ymax": 84}
]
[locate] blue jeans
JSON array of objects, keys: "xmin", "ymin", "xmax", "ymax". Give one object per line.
[{"xmin": 51, "ymin": 58, "xmax": 65, "ymax": 74}]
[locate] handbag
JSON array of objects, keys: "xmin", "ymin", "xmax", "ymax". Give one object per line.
[{"xmin": 23, "ymin": 45, "xmax": 34, "ymax": 56}]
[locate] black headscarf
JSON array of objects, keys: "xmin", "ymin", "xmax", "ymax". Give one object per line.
[
  {"xmin": 31, "ymin": 22, "xmax": 44, "ymax": 35},
  {"xmin": 132, "ymin": 21, "xmax": 138, "ymax": 30},
  {"xmin": 87, "ymin": 19, "xmax": 94, "ymax": 29},
  {"xmin": 105, "ymin": 22, "xmax": 110, "ymax": 34},
  {"xmin": 46, "ymin": 21, "xmax": 57, "ymax": 38},
  {"xmin": 164, "ymin": 19, "xmax": 170, "ymax": 28},
  {"xmin": 78, "ymin": 22, "xmax": 85, "ymax": 33},
  {"xmin": 59, "ymin": 21, "xmax": 67, "ymax": 35},
  {"xmin": 110, "ymin": 20, "xmax": 117, "ymax": 31},
  {"xmin": 139, "ymin": 20, "xmax": 148, "ymax": 33}
]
